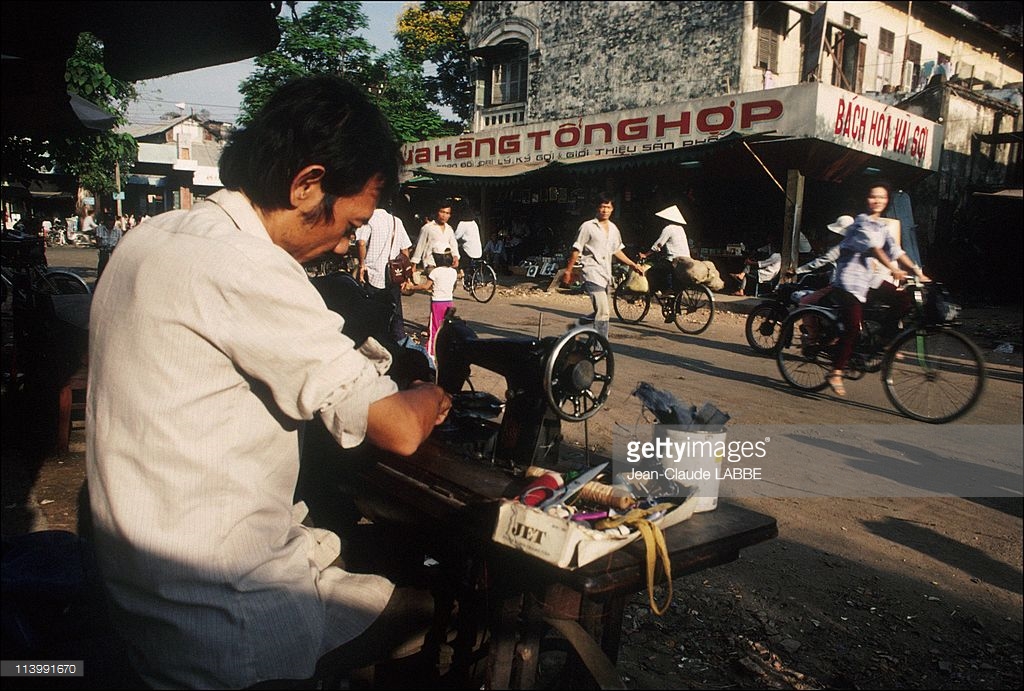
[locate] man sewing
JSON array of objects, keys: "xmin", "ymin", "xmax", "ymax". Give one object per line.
[{"xmin": 86, "ymin": 75, "xmax": 451, "ymax": 688}]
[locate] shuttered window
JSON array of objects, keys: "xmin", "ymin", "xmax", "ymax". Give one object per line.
[{"xmin": 755, "ymin": 2, "xmax": 786, "ymax": 72}]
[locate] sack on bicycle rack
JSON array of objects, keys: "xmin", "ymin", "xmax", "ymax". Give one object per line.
[
  {"xmin": 925, "ymin": 285, "xmax": 960, "ymax": 323},
  {"xmin": 623, "ymin": 265, "xmax": 650, "ymax": 293},
  {"xmin": 387, "ymin": 253, "xmax": 414, "ymax": 285}
]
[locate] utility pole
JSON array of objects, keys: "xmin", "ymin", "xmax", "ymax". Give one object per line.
[{"xmin": 115, "ymin": 160, "xmax": 123, "ymax": 217}]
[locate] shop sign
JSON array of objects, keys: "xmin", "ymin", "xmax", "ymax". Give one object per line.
[{"xmin": 403, "ymin": 83, "xmax": 941, "ymax": 174}]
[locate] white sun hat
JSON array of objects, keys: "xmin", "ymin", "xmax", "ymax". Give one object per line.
[
  {"xmin": 827, "ymin": 214, "xmax": 855, "ymax": 236},
  {"xmin": 655, "ymin": 205, "xmax": 687, "ymax": 225}
]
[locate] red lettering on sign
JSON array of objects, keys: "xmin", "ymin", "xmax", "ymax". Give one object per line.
[
  {"xmin": 433, "ymin": 144, "xmax": 452, "ymax": 161},
  {"xmin": 656, "ymin": 112, "xmax": 691, "ymax": 137},
  {"xmin": 618, "ymin": 117, "xmax": 648, "ymax": 141},
  {"xmin": 475, "ymin": 138, "xmax": 496, "ymax": 157},
  {"xmin": 740, "ymin": 100, "xmax": 783, "ymax": 129},
  {"xmin": 526, "ymin": 130, "xmax": 550, "ymax": 151},
  {"xmin": 584, "ymin": 122, "xmax": 614, "ymax": 145},
  {"xmin": 499, "ymin": 135, "xmax": 520, "ymax": 154},
  {"xmin": 697, "ymin": 104, "xmax": 734, "ymax": 133}
]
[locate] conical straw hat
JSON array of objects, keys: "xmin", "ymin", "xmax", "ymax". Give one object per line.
[{"xmin": 655, "ymin": 205, "xmax": 687, "ymax": 224}]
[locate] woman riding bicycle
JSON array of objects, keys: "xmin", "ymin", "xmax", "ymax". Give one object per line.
[{"xmin": 827, "ymin": 182, "xmax": 927, "ymax": 397}]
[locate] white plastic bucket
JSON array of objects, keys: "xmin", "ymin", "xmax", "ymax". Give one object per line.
[{"xmin": 661, "ymin": 428, "xmax": 726, "ymax": 513}]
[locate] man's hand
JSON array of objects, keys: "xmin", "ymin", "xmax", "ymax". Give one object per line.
[
  {"xmin": 410, "ymin": 380, "xmax": 453, "ymax": 425},
  {"xmin": 561, "ymin": 267, "xmax": 575, "ymax": 287},
  {"xmin": 367, "ymin": 382, "xmax": 452, "ymax": 455}
]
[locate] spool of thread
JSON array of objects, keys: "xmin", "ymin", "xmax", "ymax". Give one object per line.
[
  {"xmin": 576, "ymin": 482, "xmax": 635, "ymax": 511},
  {"xmin": 519, "ymin": 471, "xmax": 563, "ymax": 507},
  {"xmin": 524, "ymin": 466, "xmax": 557, "ymax": 479}
]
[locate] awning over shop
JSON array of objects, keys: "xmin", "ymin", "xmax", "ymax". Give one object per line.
[
  {"xmin": 402, "ymin": 83, "xmax": 943, "ymax": 185},
  {"xmin": 128, "ymin": 174, "xmax": 168, "ymax": 187},
  {"xmin": 1, "ymin": 178, "xmax": 77, "ymax": 199}
]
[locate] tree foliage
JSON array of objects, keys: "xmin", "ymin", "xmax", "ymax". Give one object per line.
[
  {"xmin": 237, "ymin": 1, "xmax": 458, "ymax": 141},
  {"xmin": 396, "ymin": 1, "xmax": 472, "ymax": 123},
  {"xmin": 2, "ymin": 32, "xmax": 137, "ymax": 195},
  {"xmin": 53, "ymin": 32, "xmax": 138, "ymax": 194}
]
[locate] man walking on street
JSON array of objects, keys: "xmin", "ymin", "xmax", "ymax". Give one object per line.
[
  {"xmin": 411, "ymin": 200, "xmax": 459, "ymax": 270},
  {"xmin": 95, "ymin": 215, "xmax": 122, "ymax": 281},
  {"xmin": 561, "ymin": 193, "xmax": 645, "ymax": 339},
  {"xmin": 356, "ymin": 207, "xmax": 412, "ymax": 342}
]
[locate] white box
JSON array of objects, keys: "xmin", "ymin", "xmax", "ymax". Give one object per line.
[{"xmin": 492, "ymin": 495, "xmax": 698, "ymax": 570}]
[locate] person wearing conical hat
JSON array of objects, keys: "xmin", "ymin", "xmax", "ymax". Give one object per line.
[
  {"xmin": 794, "ymin": 214, "xmax": 854, "ymax": 278},
  {"xmin": 646, "ymin": 205, "xmax": 691, "ymax": 262},
  {"xmin": 639, "ymin": 205, "xmax": 693, "ymax": 306}
]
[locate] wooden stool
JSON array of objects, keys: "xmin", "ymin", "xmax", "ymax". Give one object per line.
[{"xmin": 57, "ymin": 361, "xmax": 88, "ymax": 454}]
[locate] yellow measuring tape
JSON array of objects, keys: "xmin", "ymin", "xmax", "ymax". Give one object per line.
[{"xmin": 595, "ymin": 503, "xmax": 675, "ymax": 615}]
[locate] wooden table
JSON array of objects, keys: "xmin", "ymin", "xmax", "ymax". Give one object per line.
[{"xmin": 332, "ymin": 436, "xmax": 777, "ymax": 689}]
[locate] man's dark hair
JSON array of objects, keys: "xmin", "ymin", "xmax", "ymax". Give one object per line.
[
  {"xmin": 597, "ymin": 192, "xmax": 614, "ymax": 206},
  {"xmin": 220, "ymin": 75, "xmax": 400, "ymax": 223}
]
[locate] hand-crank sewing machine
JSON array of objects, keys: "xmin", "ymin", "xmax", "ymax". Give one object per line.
[
  {"xmin": 433, "ymin": 308, "xmax": 614, "ymax": 469},
  {"xmin": 310, "ymin": 310, "xmax": 776, "ymax": 690}
]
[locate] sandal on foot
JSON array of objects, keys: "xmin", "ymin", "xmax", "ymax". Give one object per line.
[{"xmin": 827, "ymin": 374, "xmax": 846, "ymax": 397}]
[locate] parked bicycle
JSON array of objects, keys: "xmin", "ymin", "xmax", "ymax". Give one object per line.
[
  {"xmin": 744, "ymin": 266, "xmax": 833, "ymax": 355},
  {"xmin": 613, "ymin": 257, "xmax": 715, "ymax": 335},
  {"xmin": 459, "ymin": 257, "xmax": 497, "ymax": 303},
  {"xmin": 2, "ymin": 233, "xmax": 90, "ymax": 305},
  {"xmin": 775, "ymin": 279, "xmax": 985, "ymax": 423}
]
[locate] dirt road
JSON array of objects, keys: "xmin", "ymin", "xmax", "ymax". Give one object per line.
[{"xmin": 5, "ymin": 254, "xmax": 1022, "ymax": 689}]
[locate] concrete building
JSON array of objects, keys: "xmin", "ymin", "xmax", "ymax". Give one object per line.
[
  {"xmin": 405, "ymin": 1, "xmax": 1021, "ymax": 299},
  {"xmin": 464, "ymin": 1, "xmax": 1020, "ymax": 128},
  {"xmin": 124, "ymin": 115, "xmax": 231, "ymax": 217}
]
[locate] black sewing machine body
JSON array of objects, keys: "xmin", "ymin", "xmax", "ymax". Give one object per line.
[{"xmin": 434, "ymin": 310, "xmax": 613, "ymax": 468}]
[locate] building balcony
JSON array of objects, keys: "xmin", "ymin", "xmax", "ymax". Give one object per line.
[{"xmin": 479, "ymin": 103, "xmax": 527, "ymax": 130}]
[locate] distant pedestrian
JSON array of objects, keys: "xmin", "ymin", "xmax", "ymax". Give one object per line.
[
  {"xmin": 95, "ymin": 215, "xmax": 122, "ymax": 281},
  {"xmin": 454, "ymin": 206, "xmax": 482, "ymax": 274},
  {"xmin": 411, "ymin": 200, "xmax": 459, "ymax": 270}
]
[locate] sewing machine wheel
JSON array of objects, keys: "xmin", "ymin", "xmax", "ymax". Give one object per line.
[{"xmin": 543, "ymin": 328, "xmax": 614, "ymax": 421}]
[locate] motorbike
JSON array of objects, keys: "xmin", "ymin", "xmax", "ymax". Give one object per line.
[{"xmin": 744, "ymin": 265, "xmax": 834, "ymax": 355}]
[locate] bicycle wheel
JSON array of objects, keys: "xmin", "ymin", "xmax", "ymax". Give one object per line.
[
  {"xmin": 745, "ymin": 302, "xmax": 787, "ymax": 355},
  {"xmin": 612, "ymin": 287, "xmax": 651, "ymax": 323},
  {"xmin": 883, "ymin": 327, "xmax": 985, "ymax": 423},
  {"xmin": 469, "ymin": 262, "xmax": 497, "ymax": 303},
  {"xmin": 36, "ymin": 270, "xmax": 90, "ymax": 295},
  {"xmin": 673, "ymin": 285, "xmax": 714, "ymax": 335},
  {"xmin": 776, "ymin": 308, "xmax": 837, "ymax": 391}
]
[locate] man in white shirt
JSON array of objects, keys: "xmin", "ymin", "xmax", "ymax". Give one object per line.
[
  {"xmin": 411, "ymin": 201, "xmax": 459, "ymax": 269},
  {"xmin": 640, "ymin": 204, "xmax": 692, "ymax": 299},
  {"xmin": 94, "ymin": 215, "xmax": 123, "ymax": 281},
  {"xmin": 561, "ymin": 193, "xmax": 645, "ymax": 339},
  {"xmin": 86, "ymin": 75, "xmax": 451, "ymax": 689},
  {"xmin": 454, "ymin": 206, "xmax": 483, "ymax": 272},
  {"xmin": 356, "ymin": 207, "xmax": 412, "ymax": 342}
]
